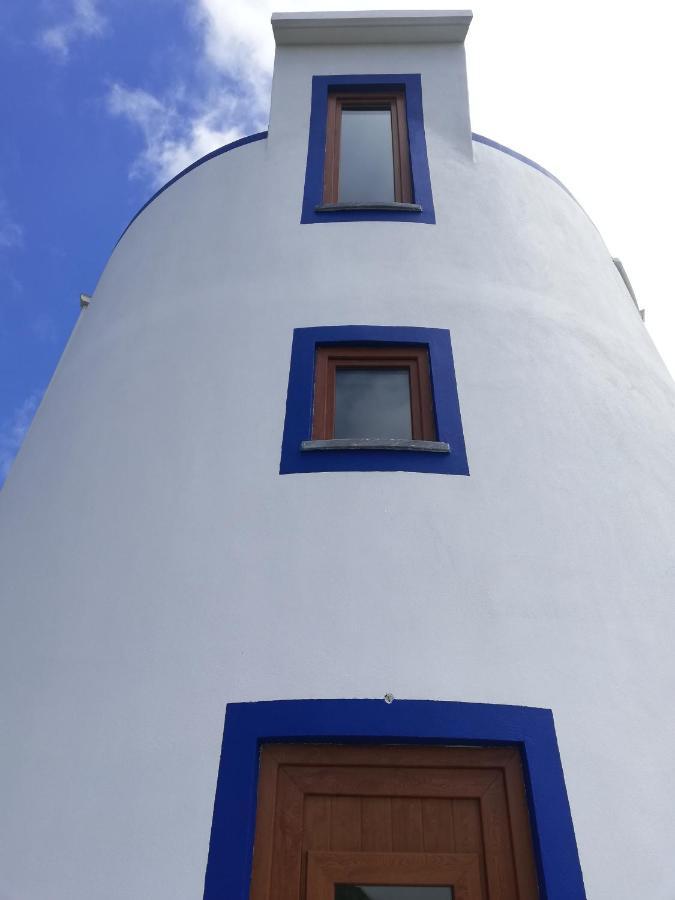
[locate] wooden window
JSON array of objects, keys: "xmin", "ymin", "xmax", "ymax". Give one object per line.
[
  {"xmin": 323, "ymin": 91, "xmax": 413, "ymax": 205},
  {"xmin": 249, "ymin": 743, "xmax": 540, "ymax": 900},
  {"xmin": 311, "ymin": 345, "xmax": 436, "ymax": 442}
]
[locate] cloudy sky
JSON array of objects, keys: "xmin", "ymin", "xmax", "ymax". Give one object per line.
[{"xmin": 1, "ymin": 0, "xmax": 674, "ymax": 486}]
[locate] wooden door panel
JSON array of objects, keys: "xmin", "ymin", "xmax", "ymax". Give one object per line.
[
  {"xmin": 303, "ymin": 796, "xmax": 331, "ymax": 850},
  {"xmin": 361, "ymin": 797, "xmax": 393, "ymax": 851},
  {"xmin": 249, "ymin": 744, "xmax": 539, "ymax": 900},
  {"xmin": 452, "ymin": 799, "xmax": 482, "ymax": 854},
  {"xmin": 330, "ymin": 797, "xmax": 362, "ymax": 851},
  {"xmin": 421, "ymin": 798, "xmax": 455, "ymax": 852},
  {"xmin": 391, "ymin": 797, "xmax": 425, "ymax": 851},
  {"xmin": 451, "ymin": 799, "xmax": 488, "ymax": 899}
]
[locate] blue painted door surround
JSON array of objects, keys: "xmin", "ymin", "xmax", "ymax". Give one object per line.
[{"xmin": 203, "ymin": 698, "xmax": 586, "ymax": 900}]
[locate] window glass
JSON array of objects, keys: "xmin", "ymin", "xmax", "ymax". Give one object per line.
[
  {"xmin": 338, "ymin": 108, "xmax": 395, "ymax": 203},
  {"xmin": 334, "ymin": 368, "xmax": 412, "ymax": 439},
  {"xmin": 335, "ymin": 889, "xmax": 453, "ymax": 900}
]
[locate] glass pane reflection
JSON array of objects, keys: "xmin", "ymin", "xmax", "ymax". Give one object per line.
[
  {"xmin": 338, "ymin": 109, "xmax": 395, "ymax": 203},
  {"xmin": 334, "ymin": 368, "xmax": 411, "ymax": 439},
  {"xmin": 335, "ymin": 888, "xmax": 453, "ymax": 900}
]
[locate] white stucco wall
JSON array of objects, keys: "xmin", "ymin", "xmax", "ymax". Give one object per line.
[{"xmin": 1, "ymin": 17, "xmax": 675, "ymax": 900}]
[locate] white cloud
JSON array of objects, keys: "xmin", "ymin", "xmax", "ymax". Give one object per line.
[
  {"xmin": 0, "ymin": 391, "xmax": 42, "ymax": 488},
  {"xmin": 192, "ymin": 0, "xmax": 274, "ymax": 101},
  {"xmin": 39, "ymin": 0, "xmax": 106, "ymax": 61},
  {"xmin": 189, "ymin": 0, "xmax": 675, "ymax": 377},
  {"xmin": 191, "ymin": 0, "xmax": 456, "ymax": 87},
  {"xmin": 105, "ymin": 0, "xmax": 674, "ymax": 375},
  {"xmin": 109, "ymin": 1, "xmax": 360, "ymax": 188},
  {"xmin": 107, "ymin": 82, "xmax": 249, "ymax": 188},
  {"xmin": 189, "ymin": 0, "xmax": 447, "ymax": 108},
  {"xmin": 106, "ymin": 0, "xmax": 276, "ymax": 189}
]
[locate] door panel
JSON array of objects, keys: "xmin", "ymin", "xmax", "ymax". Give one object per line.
[
  {"xmin": 249, "ymin": 745, "xmax": 539, "ymax": 900},
  {"xmin": 420, "ymin": 798, "xmax": 455, "ymax": 852},
  {"xmin": 361, "ymin": 797, "xmax": 393, "ymax": 851},
  {"xmin": 391, "ymin": 798, "xmax": 424, "ymax": 851}
]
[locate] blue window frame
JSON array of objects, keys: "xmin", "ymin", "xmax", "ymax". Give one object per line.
[
  {"xmin": 279, "ymin": 325, "xmax": 469, "ymax": 476},
  {"xmin": 202, "ymin": 698, "xmax": 586, "ymax": 900},
  {"xmin": 301, "ymin": 74, "xmax": 435, "ymax": 224}
]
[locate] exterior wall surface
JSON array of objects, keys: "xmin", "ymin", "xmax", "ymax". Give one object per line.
[{"xmin": 1, "ymin": 16, "xmax": 675, "ymax": 900}]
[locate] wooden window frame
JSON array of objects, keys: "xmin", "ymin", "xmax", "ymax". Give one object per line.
[
  {"xmin": 311, "ymin": 345, "xmax": 436, "ymax": 441},
  {"xmin": 323, "ymin": 90, "xmax": 413, "ymax": 205}
]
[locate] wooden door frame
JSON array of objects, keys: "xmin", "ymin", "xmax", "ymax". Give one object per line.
[
  {"xmin": 202, "ymin": 699, "xmax": 586, "ymax": 900},
  {"xmin": 249, "ymin": 744, "xmax": 539, "ymax": 900}
]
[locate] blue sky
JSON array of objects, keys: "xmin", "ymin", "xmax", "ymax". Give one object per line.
[
  {"xmin": 0, "ymin": 0, "xmax": 269, "ymax": 485},
  {"xmin": 1, "ymin": 0, "xmax": 674, "ymax": 487}
]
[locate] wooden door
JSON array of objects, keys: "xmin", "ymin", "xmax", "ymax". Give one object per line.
[{"xmin": 249, "ymin": 744, "xmax": 539, "ymax": 900}]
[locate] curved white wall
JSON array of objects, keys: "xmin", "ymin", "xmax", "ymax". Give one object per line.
[{"xmin": 2, "ymin": 26, "xmax": 675, "ymax": 900}]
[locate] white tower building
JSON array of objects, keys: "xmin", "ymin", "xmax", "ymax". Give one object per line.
[{"xmin": 2, "ymin": 10, "xmax": 675, "ymax": 900}]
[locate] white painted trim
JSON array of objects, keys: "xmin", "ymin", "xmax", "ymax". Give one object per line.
[{"xmin": 271, "ymin": 10, "xmax": 472, "ymax": 46}]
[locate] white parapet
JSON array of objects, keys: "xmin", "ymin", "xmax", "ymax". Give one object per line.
[{"xmin": 272, "ymin": 9, "xmax": 473, "ymax": 45}]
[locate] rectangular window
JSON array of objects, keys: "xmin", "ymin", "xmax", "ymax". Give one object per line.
[
  {"xmin": 335, "ymin": 889, "xmax": 453, "ymax": 900},
  {"xmin": 280, "ymin": 326, "xmax": 468, "ymax": 475},
  {"xmin": 323, "ymin": 91, "xmax": 412, "ymax": 206},
  {"xmin": 311, "ymin": 345, "xmax": 436, "ymax": 442},
  {"xmin": 301, "ymin": 75, "xmax": 435, "ymax": 224}
]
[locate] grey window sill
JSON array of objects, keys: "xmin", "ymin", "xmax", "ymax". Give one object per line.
[
  {"xmin": 315, "ymin": 202, "xmax": 423, "ymax": 213},
  {"xmin": 301, "ymin": 438, "xmax": 450, "ymax": 453}
]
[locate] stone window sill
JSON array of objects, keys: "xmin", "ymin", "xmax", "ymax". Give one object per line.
[
  {"xmin": 301, "ymin": 438, "xmax": 450, "ymax": 453},
  {"xmin": 315, "ymin": 201, "xmax": 423, "ymax": 213}
]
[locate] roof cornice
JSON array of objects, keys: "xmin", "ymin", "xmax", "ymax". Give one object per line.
[{"xmin": 272, "ymin": 9, "xmax": 472, "ymax": 46}]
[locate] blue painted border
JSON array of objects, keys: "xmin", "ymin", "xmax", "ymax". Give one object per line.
[
  {"xmin": 115, "ymin": 131, "xmax": 268, "ymax": 245},
  {"xmin": 202, "ymin": 698, "xmax": 586, "ymax": 900},
  {"xmin": 113, "ymin": 129, "xmax": 588, "ymax": 247},
  {"xmin": 471, "ymin": 133, "xmax": 578, "ymax": 203},
  {"xmin": 301, "ymin": 75, "xmax": 435, "ymax": 224},
  {"xmin": 279, "ymin": 325, "xmax": 469, "ymax": 475}
]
